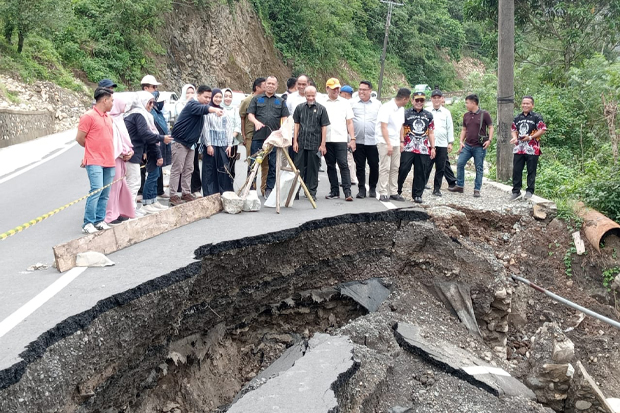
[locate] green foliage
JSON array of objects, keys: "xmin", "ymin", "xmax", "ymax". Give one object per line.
[
  {"xmin": 564, "ymin": 243, "xmax": 576, "ymax": 277},
  {"xmin": 602, "ymin": 267, "xmax": 620, "ymax": 291},
  {"xmin": 249, "ymin": 0, "xmax": 465, "ymax": 90}
]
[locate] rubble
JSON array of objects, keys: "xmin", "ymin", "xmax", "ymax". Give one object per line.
[
  {"xmin": 566, "ymin": 361, "xmax": 615, "ymax": 413},
  {"xmin": 526, "ymin": 322, "xmax": 575, "ymax": 410},
  {"xmin": 221, "ymin": 191, "xmax": 244, "ymax": 214}
]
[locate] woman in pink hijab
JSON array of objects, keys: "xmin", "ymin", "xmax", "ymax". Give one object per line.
[{"xmin": 105, "ymin": 96, "xmax": 136, "ymax": 224}]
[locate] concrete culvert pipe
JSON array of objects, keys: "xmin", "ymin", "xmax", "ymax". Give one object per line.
[{"xmin": 575, "ymin": 202, "xmax": 620, "ymax": 252}]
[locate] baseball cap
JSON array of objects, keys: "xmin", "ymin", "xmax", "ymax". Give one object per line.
[
  {"xmin": 326, "ymin": 78, "xmax": 342, "ymax": 89},
  {"xmin": 98, "ymin": 79, "xmax": 117, "ymax": 88},
  {"xmin": 341, "ymin": 85, "xmax": 353, "ymax": 94},
  {"xmin": 412, "ymin": 91, "xmax": 426, "ymax": 99},
  {"xmin": 140, "ymin": 75, "xmax": 161, "ymax": 86},
  {"xmin": 431, "ymin": 89, "xmax": 443, "ymax": 97}
]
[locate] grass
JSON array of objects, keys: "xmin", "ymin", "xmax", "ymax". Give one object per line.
[{"xmin": 0, "ymin": 82, "xmax": 20, "ymax": 104}]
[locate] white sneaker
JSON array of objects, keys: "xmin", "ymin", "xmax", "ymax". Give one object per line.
[
  {"xmin": 140, "ymin": 204, "xmax": 160, "ymax": 214},
  {"xmin": 192, "ymin": 192, "xmax": 203, "ymax": 198},
  {"xmin": 82, "ymin": 223, "xmax": 98, "ymax": 234},
  {"xmin": 152, "ymin": 201, "xmax": 168, "ymax": 210},
  {"xmin": 95, "ymin": 221, "xmax": 112, "ymax": 230},
  {"xmin": 134, "ymin": 208, "xmax": 145, "ymax": 217}
]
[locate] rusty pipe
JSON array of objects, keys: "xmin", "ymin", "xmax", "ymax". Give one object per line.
[
  {"xmin": 511, "ymin": 275, "xmax": 620, "ymax": 330},
  {"xmin": 574, "ymin": 202, "xmax": 620, "ymax": 252}
]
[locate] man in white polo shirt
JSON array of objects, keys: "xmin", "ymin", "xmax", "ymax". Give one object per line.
[
  {"xmin": 376, "ymin": 88, "xmax": 410, "ymax": 202},
  {"xmin": 323, "ymin": 78, "xmax": 356, "ymax": 201}
]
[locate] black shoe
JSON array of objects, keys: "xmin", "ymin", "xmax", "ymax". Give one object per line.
[
  {"xmin": 109, "ymin": 218, "xmax": 124, "ymax": 226},
  {"xmin": 264, "ymin": 189, "xmax": 272, "ymax": 199},
  {"xmin": 424, "ymin": 185, "xmax": 431, "ymax": 190},
  {"xmin": 369, "ymin": 188, "xmax": 377, "ymax": 198},
  {"xmin": 325, "ymin": 193, "xmax": 340, "ymax": 199},
  {"xmin": 414, "ymin": 197, "xmax": 423, "ymax": 203},
  {"xmin": 356, "ymin": 191, "xmax": 366, "ymax": 199},
  {"xmin": 524, "ymin": 191, "xmax": 533, "ymax": 200},
  {"xmin": 295, "ymin": 193, "xmax": 300, "ymax": 201},
  {"xmin": 379, "ymin": 195, "xmax": 389, "ymax": 202},
  {"xmin": 390, "ymin": 194, "xmax": 406, "ymax": 202},
  {"xmin": 432, "ymin": 190, "xmax": 442, "ymax": 197},
  {"xmin": 510, "ymin": 192, "xmax": 521, "ymax": 201}
]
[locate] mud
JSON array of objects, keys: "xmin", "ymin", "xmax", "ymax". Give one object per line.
[{"xmin": 0, "ymin": 207, "xmax": 618, "ymax": 413}]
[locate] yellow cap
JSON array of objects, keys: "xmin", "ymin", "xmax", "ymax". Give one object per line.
[{"xmin": 326, "ymin": 78, "xmax": 342, "ymax": 89}]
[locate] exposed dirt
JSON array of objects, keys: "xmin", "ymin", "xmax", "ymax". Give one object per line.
[{"xmin": 1, "ymin": 204, "xmax": 619, "ymax": 412}]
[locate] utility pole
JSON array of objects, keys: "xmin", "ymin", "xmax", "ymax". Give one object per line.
[
  {"xmin": 377, "ymin": 0, "xmax": 403, "ymax": 100},
  {"xmin": 496, "ymin": 0, "xmax": 515, "ymax": 182}
]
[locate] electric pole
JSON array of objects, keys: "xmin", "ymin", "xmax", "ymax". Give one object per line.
[
  {"xmin": 496, "ymin": 0, "xmax": 515, "ymax": 182},
  {"xmin": 377, "ymin": 0, "xmax": 403, "ymax": 100}
]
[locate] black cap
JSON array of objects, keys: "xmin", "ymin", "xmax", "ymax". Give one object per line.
[
  {"xmin": 412, "ymin": 91, "xmax": 426, "ymax": 99},
  {"xmin": 431, "ymin": 89, "xmax": 443, "ymax": 97},
  {"xmin": 98, "ymin": 79, "xmax": 117, "ymax": 88}
]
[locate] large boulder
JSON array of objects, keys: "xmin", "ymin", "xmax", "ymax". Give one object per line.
[{"xmin": 242, "ymin": 190, "xmax": 262, "ymax": 212}]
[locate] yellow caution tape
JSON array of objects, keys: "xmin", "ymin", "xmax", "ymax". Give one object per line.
[{"xmin": 1, "ymin": 174, "xmax": 127, "ymax": 241}]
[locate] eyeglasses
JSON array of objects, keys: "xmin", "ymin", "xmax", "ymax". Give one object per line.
[{"xmin": 414, "ymin": 99, "xmax": 425, "ymax": 103}]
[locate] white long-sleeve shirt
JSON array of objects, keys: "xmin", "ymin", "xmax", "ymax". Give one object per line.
[{"xmin": 430, "ymin": 106, "xmax": 454, "ymax": 147}]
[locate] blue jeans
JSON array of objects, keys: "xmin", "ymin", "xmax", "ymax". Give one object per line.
[
  {"xmin": 84, "ymin": 165, "xmax": 115, "ymax": 226},
  {"xmin": 251, "ymin": 140, "xmax": 276, "ymax": 190},
  {"xmin": 143, "ymin": 167, "xmax": 160, "ymax": 205},
  {"xmin": 456, "ymin": 144, "xmax": 486, "ymax": 191}
]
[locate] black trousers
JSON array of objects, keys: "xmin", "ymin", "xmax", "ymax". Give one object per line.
[
  {"xmin": 398, "ymin": 152, "xmax": 430, "ymax": 198},
  {"xmin": 202, "ymin": 146, "xmax": 234, "ymax": 196},
  {"xmin": 295, "ymin": 148, "xmax": 321, "ymax": 198},
  {"xmin": 353, "ymin": 144, "xmax": 379, "ymax": 191},
  {"xmin": 325, "ymin": 142, "xmax": 351, "ymax": 196},
  {"xmin": 426, "ymin": 147, "xmax": 456, "ymax": 190},
  {"xmin": 512, "ymin": 153, "xmax": 539, "ymax": 194}
]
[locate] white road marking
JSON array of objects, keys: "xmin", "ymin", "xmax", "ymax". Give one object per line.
[
  {"xmin": 0, "ymin": 141, "xmax": 77, "ymax": 185},
  {"xmin": 366, "ymin": 184, "xmax": 398, "ymax": 210},
  {"xmin": 462, "ymin": 365, "xmax": 511, "ymax": 377},
  {"xmin": 0, "ymin": 267, "xmax": 87, "ymax": 338}
]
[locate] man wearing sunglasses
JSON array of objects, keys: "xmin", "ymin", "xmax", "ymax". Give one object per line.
[{"xmin": 396, "ymin": 91, "xmax": 435, "ymax": 203}]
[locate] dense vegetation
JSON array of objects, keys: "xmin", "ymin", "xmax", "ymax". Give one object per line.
[{"xmin": 0, "ymin": 0, "xmax": 619, "ymax": 221}]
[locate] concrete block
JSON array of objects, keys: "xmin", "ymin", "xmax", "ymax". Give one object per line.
[
  {"xmin": 221, "ymin": 191, "xmax": 243, "ymax": 214},
  {"xmin": 242, "ymin": 190, "xmax": 261, "ymax": 212},
  {"xmin": 53, "ymin": 194, "xmax": 222, "ymax": 272}
]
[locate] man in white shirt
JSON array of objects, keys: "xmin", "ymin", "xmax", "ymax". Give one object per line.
[
  {"xmin": 351, "ymin": 80, "xmax": 382, "ymax": 198},
  {"xmin": 376, "ymin": 88, "xmax": 410, "ymax": 202},
  {"xmin": 323, "ymin": 78, "xmax": 356, "ymax": 201},
  {"xmin": 286, "ymin": 75, "xmax": 309, "ymax": 115},
  {"xmin": 426, "ymin": 89, "xmax": 457, "ymax": 196}
]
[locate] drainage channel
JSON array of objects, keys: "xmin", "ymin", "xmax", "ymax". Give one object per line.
[{"xmin": 0, "ymin": 209, "xmax": 609, "ymax": 412}]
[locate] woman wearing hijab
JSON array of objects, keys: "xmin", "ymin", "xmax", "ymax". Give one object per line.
[
  {"xmin": 222, "ymin": 88, "xmax": 242, "ymax": 178},
  {"xmin": 105, "ymin": 97, "xmax": 135, "ymax": 224},
  {"xmin": 124, "ymin": 91, "xmax": 173, "ymax": 215},
  {"xmin": 174, "ymin": 84, "xmax": 195, "ymax": 121},
  {"xmin": 200, "ymin": 89, "xmax": 234, "ymax": 196}
]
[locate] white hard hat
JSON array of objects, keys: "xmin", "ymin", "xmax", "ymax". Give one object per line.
[{"xmin": 140, "ymin": 75, "xmax": 161, "ymax": 86}]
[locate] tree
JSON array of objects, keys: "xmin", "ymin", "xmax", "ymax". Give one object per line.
[
  {"xmin": 1, "ymin": 0, "xmax": 70, "ymax": 53},
  {"xmin": 465, "ymin": 0, "xmax": 620, "ymax": 82}
]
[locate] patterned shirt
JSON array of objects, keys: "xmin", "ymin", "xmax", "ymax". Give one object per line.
[
  {"xmin": 293, "ymin": 101, "xmax": 330, "ymax": 150},
  {"xmin": 403, "ymin": 108, "xmax": 434, "ymax": 154},
  {"xmin": 201, "ymin": 111, "xmax": 234, "ymax": 148},
  {"xmin": 511, "ymin": 111, "xmax": 547, "ymax": 155}
]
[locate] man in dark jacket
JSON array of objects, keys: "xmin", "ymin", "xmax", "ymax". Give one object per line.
[{"xmin": 169, "ymin": 85, "xmax": 223, "ymax": 206}]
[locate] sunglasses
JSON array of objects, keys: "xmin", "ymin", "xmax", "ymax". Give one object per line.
[{"xmin": 414, "ymin": 98, "xmax": 425, "ymax": 103}]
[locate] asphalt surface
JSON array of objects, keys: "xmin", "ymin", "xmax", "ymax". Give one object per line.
[{"xmin": 0, "ymin": 132, "xmax": 390, "ymax": 370}]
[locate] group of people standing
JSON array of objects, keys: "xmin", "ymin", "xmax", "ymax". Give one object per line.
[{"xmin": 76, "ymin": 72, "xmax": 546, "ymax": 234}]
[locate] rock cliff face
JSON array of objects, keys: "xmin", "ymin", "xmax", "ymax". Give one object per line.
[{"xmin": 156, "ymin": 0, "xmax": 291, "ymax": 94}]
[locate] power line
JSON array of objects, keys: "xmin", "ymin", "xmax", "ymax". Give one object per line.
[{"xmin": 378, "ymin": 0, "xmax": 404, "ymax": 99}]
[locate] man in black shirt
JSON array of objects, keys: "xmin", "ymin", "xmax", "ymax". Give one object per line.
[
  {"xmin": 169, "ymin": 85, "xmax": 222, "ymax": 206},
  {"xmin": 247, "ymin": 76, "xmax": 290, "ymax": 199},
  {"xmin": 397, "ymin": 91, "xmax": 436, "ymax": 203},
  {"xmin": 510, "ymin": 96, "xmax": 547, "ymax": 200},
  {"xmin": 292, "ymin": 86, "xmax": 329, "ymax": 200}
]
